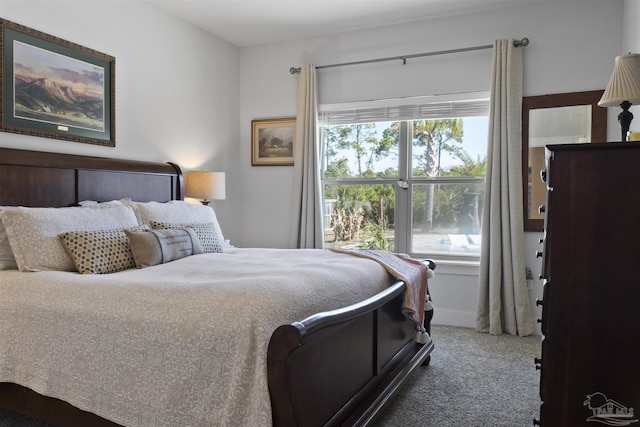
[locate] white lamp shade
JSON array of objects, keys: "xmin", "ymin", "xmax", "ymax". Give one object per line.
[
  {"xmin": 599, "ymin": 53, "xmax": 640, "ymax": 107},
  {"xmin": 185, "ymin": 171, "xmax": 226, "ymax": 201}
]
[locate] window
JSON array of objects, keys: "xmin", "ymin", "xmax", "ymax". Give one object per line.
[{"xmin": 320, "ymin": 93, "xmax": 489, "ymax": 259}]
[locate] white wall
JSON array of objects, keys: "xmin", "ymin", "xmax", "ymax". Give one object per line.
[
  {"xmin": 0, "ymin": 0, "xmax": 629, "ymax": 331},
  {"xmin": 238, "ymin": 0, "xmax": 624, "ymax": 330},
  {"xmin": 239, "ymin": 0, "xmax": 623, "ymax": 248},
  {"xmin": 622, "ymin": 0, "xmax": 640, "ymax": 134},
  {"xmin": 624, "ymin": 0, "xmax": 640, "ymax": 61},
  {"xmin": 0, "ymin": 0, "xmax": 241, "ymax": 237}
]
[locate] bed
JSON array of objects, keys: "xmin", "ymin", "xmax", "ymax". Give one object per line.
[{"xmin": 0, "ymin": 147, "xmax": 434, "ymax": 427}]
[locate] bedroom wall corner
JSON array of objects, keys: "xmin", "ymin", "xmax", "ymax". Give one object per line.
[
  {"xmin": 0, "ymin": 1, "xmax": 241, "ymax": 242},
  {"xmin": 238, "ymin": 0, "xmax": 623, "ymax": 328},
  {"xmin": 239, "ymin": 1, "xmax": 622, "ymax": 252}
]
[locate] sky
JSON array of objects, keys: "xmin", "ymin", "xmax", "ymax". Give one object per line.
[
  {"xmin": 326, "ymin": 116, "xmax": 489, "ymax": 174},
  {"xmin": 439, "ymin": 116, "xmax": 489, "ymax": 168},
  {"xmin": 14, "ymin": 41, "xmax": 104, "ymax": 98}
]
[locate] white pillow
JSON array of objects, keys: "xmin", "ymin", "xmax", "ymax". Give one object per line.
[
  {"xmin": 2, "ymin": 202, "xmax": 139, "ymax": 272},
  {"xmin": 126, "ymin": 200, "xmax": 225, "ymax": 246},
  {"xmin": 0, "ymin": 207, "xmax": 18, "ymax": 270}
]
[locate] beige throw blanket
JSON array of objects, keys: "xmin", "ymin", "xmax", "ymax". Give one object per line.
[{"xmin": 332, "ymin": 249, "xmax": 427, "ymax": 329}]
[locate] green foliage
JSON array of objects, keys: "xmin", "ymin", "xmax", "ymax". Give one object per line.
[
  {"xmin": 426, "ymin": 152, "xmax": 486, "ymax": 232},
  {"xmin": 413, "ymin": 119, "xmax": 464, "ymax": 177},
  {"xmin": 413, "ymin": 181, "xmax": 485, "ymax": 234},
  {"xmin": 362, "ymin": 220, "xmax": 393, "ymax": 251},
  {"xmin": 325, "ymin": 183, "xmax": 395, "ymax": 230},
  {"xmin": 325, "ymin": 157, "xmax": 351, "ymax": 178},
  {"xmin": 323, "ymin": 119, "xmax": 485, "ymax": 245},
  {"xmin": 442, "ymin": 152, "xmax": 486, "ymax": 177}
]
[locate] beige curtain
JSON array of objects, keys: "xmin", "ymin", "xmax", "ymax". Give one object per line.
[
  {"xmin": 476, "ymin": 40, "xmax": 534, "ymax": 336},
  {"xmin": 290, "ymin": 64, "xmax": 323, "ymax": 249}
]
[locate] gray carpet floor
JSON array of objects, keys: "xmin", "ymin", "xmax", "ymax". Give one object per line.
[
  {"xmin": 0, "ymin": 325, "xmax": 542, "ymax": 426},
  {"xmin": 372, "ymin": 325, "xmax": 542, "ymax": 426}
]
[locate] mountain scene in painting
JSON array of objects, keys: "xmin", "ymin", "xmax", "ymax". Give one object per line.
[{"xmin": 13, "ymin": 41, "xmax": 105, "ymax": 132}]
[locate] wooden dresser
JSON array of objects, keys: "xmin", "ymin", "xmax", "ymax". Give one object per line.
[{"xmin": 536, "ymin": 143, "xmax": 640, "ymax": 426}]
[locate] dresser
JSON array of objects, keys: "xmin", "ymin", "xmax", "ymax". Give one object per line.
[{"xmin": 536, "ymin": 143, "xmax": 640, "ymax": 426}]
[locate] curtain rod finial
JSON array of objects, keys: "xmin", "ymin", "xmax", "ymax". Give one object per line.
[
  {"xmin": 290, "ymin": 67, "xmax": 301, "ymax": 74},
  {"xmin": 515, "ymin": 38, "xmax": 529, "ymax": 47}
]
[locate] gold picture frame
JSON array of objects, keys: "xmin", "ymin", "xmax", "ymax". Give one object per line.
[{"xmin": 251, "ymin": 117, "xmax": 295, "ymax": 166}]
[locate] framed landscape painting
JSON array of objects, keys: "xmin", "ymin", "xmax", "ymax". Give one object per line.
[
  {"xmin": 0, "ymin": 19, "xmax": 115, "ymax": 147},
  {"xmin": 251, "ymin": 117, "xmax": 295, "ymax": 166}
]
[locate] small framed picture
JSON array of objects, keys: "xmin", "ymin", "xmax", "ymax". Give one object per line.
[
  {"xmin": 251, "ymin": 117, "xmax": 295, "ymax": 166},
  {"xmin": 0, "ymin": 19, "xmax": 115, "ymax": 147}
]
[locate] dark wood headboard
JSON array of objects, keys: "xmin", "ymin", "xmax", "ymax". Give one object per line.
[{"xmin": 0, "ymin": 147, "xmax": 183, "ymax": 207}]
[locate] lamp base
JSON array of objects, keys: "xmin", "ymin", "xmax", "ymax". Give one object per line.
[
  {"xmin": 200, "ymin": 199, "xmax": 210, "ymax": 206},
  {"xmin": 619, "ymin": 100, "xmax": 634, "ymax": 142}
]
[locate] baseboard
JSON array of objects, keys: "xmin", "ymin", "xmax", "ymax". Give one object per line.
[
  {"xmin": 431, "ymin": 308, "xmax": 476, "ymax": 328},
  {"xmin": 432, "ymin": 308, "xmax": 543, "ymax": 336}
]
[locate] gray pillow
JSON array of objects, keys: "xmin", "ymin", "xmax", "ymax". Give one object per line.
[{"xmin": 126, "ymin": 228, "xmax": 203, "ymax": 268}]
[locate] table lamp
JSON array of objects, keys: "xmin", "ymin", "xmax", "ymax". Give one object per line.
[
  {"xmin": 185, "ymin": 170, "xmax": 226, "ymax": 205},
  {"xmin": 598, "ymin": 53, "xmax": 640, "ymax": 142}
]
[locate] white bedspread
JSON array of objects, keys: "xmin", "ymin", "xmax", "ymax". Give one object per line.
[{"xmin": 0, "ymin": 248, "xmax": 392, "ymax": 427}]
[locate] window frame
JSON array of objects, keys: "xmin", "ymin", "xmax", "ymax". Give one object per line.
[{"xmin": 319, "ymin": 93, "xmax": 489, "ymax": 261}]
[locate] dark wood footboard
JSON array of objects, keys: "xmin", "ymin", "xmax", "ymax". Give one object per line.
[
  {"xmin": 268, "ymin": 281, "xmax": 434, "ymax": 427},
  {"xmin": 0, "ymin": 383, "xmax": 121, "ymax": 427},
  {"xmin": 0, "ymin": 281, "xmax": 433, "ymax": 427}
]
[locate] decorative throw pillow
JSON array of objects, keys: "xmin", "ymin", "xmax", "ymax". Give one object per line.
[
  {"xmin": 126, "ymin": 228, "xmax": 203, "ymax": 268},
  {"xmin": 60, "ymin": 225, "xmax": 149, "ymax": 274},
  {"xmin": 0, "ymin": 208, "xmax": 18, "ymax": 270},
  {"xmin": 126, "ymin": 200, "xmax": 225, "ymax": 247},
  {"xmin": 1, "ymin": 202, "xmax": 139, "ymax": 272},
  {"xmin": 150, "ymin": 221, "xmax": 223, "ymax": 253}
]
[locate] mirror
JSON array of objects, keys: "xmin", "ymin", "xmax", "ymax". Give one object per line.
[{"xmin": 522, "ymin": 90, "xmax": 607, "ymax": 232}]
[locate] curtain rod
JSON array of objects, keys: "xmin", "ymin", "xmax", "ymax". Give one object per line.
[{"xmin": 289, "ymin": 38, "xmax": 529, "ymax": 74}]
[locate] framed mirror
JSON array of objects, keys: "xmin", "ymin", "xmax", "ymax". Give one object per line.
[{"xmin": 522, "ymin": 90, "xmax": 607, "ymax": 232}]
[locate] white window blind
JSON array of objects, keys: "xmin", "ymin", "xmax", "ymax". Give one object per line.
[{"xmin": 318, "ymin": 91, "xmax": 490, "ymax": 125}]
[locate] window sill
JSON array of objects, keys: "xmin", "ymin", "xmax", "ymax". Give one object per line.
[{"xmin": 416, "ymin": 256, "xmax": 480, "ymax": 276}]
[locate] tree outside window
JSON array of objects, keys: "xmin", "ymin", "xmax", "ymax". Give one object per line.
[{"xmin": 321, "ymin": 116, "xmax": 487, "ymax": 257}]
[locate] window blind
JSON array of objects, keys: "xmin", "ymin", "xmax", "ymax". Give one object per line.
[{"xmin": 319, "ymin": 92, "xmax": 490, "ymax": 125}]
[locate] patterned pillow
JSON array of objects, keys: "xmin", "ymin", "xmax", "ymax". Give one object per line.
[
  {"xmin": 60, "ymin": 225, "xmax": 149, "ymax": 274},
  {"xmin": 150, "ymin": 221, "xmax": 223, "ymax": 253},
  {"xmin": 125, "ymin": 200, "xmax": 225, "ymax": 246},
  {"xmin": 126, "ymin": 228, "xmax": 203, "ymax": 268}
]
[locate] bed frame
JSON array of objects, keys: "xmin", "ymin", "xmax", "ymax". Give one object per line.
[{"xmin": 0, "ymin": 147, "xmax": 434, "ymax": 427}]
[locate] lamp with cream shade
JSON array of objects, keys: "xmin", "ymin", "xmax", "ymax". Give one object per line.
[
  {"xmin": 185, "ymin": 170, "xmax": 226, "ymax": 205},
  {"xmin": 599, "ymin": 53, "xmax": 640, "ymax": 142}
]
